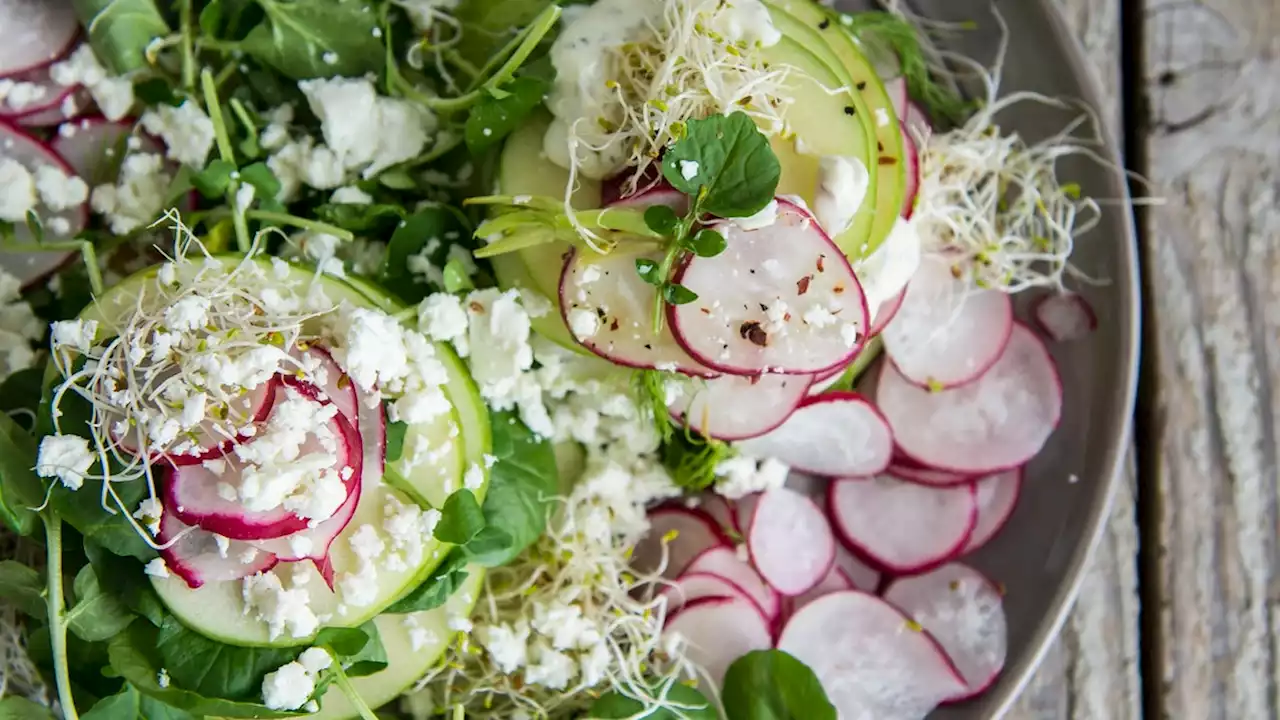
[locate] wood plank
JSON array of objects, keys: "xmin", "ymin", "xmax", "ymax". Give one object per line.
[
  {"xmin": 1143, "ymin": 1, "xmax": 1280, "ymax": 718},
  {"xmin": 1006, "ymin": 1, "xmax": 1144, "ymax": 717}
]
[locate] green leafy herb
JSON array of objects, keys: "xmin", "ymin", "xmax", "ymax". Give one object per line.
[
  {"xmin": 443, "ymin": 258, "xmax": 476, "ymax": 293},
  {"xmin": 463, "ymin": 410, "xmax": 558, "ymax": 566},
  {"xmin": 644, "ymin": 205, "xmax": 681, "ymax": 236},
  {"xmin": 133, "ymin": 77, "xmax": 184, "ymax": 107},
  {"xmin": 662, "ymin": 427, "xmax": 733, "ymax": 491},
  {"xmin": 315, "ymin": 623, "xmax": 387, "ymax": 678},
  {"xmin": 315, "ymin": 202, "xmax": 406, "ymax": 233},
  {"xmin": 84, "ymin": 540, "xmax": 168, "ymax": 627},
  {"xmin": 239, "ymin": 0, "xmax": 385, "ymax": 80},
  {"xmin": 237, "ymin": 162, "xmax": 282, "ymax": 206},
  {"xmin": 687, "ymin": 228, "xmax": 726, "ymax": 258},
  {"xmin": 383, "ymin": 551, "xmax": 470, "ymax": 614},
  {"xmin": 66, "ymin": 565, "xmax": 134, "ymax": 642},
  {"xmin": 191, "ymin": 159, "xmax": 238, "ymax": 198},
  {"xmin": 635, "ymin": 258, "xmax": 662, "ymax": 286},
  {"xmin": 466, "ymin": 77, "xmax": 549, "ymax": 153},
  {"xmin": 661, "ymin": 112, "xmax": 780, "ymax": 218},
  {"xmin": 382, "ymin": 207, "xmax": 469, "ymax": 304},
  {"xmin": 435, "ymin": 489, "xmax": 487, "ymax": 544},
  {"xmin": 0, "ymin": 561, "xmax": 46, "ymax": 620},
  {"xmin": 840, "ymin": 12, "xmax": 972, "ymax": 124},
  {"xmin": 721, "ymin": 649, "xmax": 838, "ymax": 720},
  {"xmin": 71, "ymin": 0, "xmax": 172, "ymax": 75},
  {"xmin": 0, "ymin": 410, "xmax": 43, "ymax": 535},
  {"xmin": 662, "ymin": 284, "xmax": 697, "ymax": 305},
  {"xmin": 153, "ymin": 615, "xmax": 300, "ymax": 700},
  {"xmin": 586, "ymin": 682, "xmax": 717, "ymax": 719},
  {"xmin": 385, "ymin": 418, "xmax": 408, "ymax": 463},
  {"xmin": 0, "ymin": 696, "xmax": 57, "ymax": 719}
]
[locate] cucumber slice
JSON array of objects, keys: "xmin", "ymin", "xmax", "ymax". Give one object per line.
[
  {"xmin": 386, "ymin": 399, "xmax": 463, "ymax": 510},
  {"xmin": 765, "ymin": 0, "xmax": 906, "ymax": 258},
  {"xmin": 311, "ymin": 568, "xmax": 485, "ymax": 720}
]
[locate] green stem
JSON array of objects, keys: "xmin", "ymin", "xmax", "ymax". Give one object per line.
[
  {"xmin": 200, "ymin": 68, "xmax": 250, "ymax": 253},
  {"xmin": 245, "ymin": 211, "xmax": 355, "ymax": 242},
  {"xmin": 179, "ymin": 0, "xmax": 195, "ymax": 90},
  {"xmin": 229, "ymin": 99, "xmax": 260, "ymax": 148},
  {"xmin": 44, "ymin": 515, "xmax": 79, "ymax": 720},
  {"xmin": 331, "ymin": 663, "xmax": 377, "ymax": 720}
]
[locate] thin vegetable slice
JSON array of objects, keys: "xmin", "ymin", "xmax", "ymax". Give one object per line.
[
  {"xmin": 962, "ymin": 469, "xmax": 1023, "ymax": 554},
  {"xmin": 249, "ymin": 480, "xmax": 361, "ymax": 589},
  {"xmin": 832, "ymin": 544, "xmax": 881, "ymax": 593},
  {"xmin": 665, "ymin": 597, "xmax": 773, "ymax": 688},
  {"xmin": 631, "ymin": 508, "xmax": 730, "ymax": 579},
  {"xmin": 747, "ymin": 487, "xmax": 835, "ymax": 596},
  {"xmin": 0, "ymin": 121, "xmax": 87, "ymax": 284},
  {"xmin": 50, "ymin": 117, "xmax": 160, "ymax": 180},
  {"xmin": 787, "ymin": 565, "xmax": 852, "ymax": 616},
  {"xmin": 1032, "ymin": 291, "xmax": 1098, "ymax": 342},
  {"xmin": 685, "ymin": 545, "xmax": 780, "ymax": 620},
  {"xmin": 157, "ymin": 511, "xmax": 279, "ymax": 590},
  {"xmin": 668, "ymin": 372, "xmax": 811, "ymax": 441},
  {"xmin": 735, "ymin": 392, "xmax": 893, "ymax": 477},
  {"xmin": 661, "ymin": 571, "xmax": 747, "ymax": 614},
  {"xmin": 828, "ymin": 475, "xmax": 976, "ymax": 574},
  {"xmin": 0, "ymin": 0, "xmax": 80, "ymax": 77}
]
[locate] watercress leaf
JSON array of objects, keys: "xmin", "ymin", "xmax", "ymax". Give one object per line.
[
  {"xmin": 586, "ymin": 683, "xmax": 717, "ymax": 719},
  {"xmin": 442, "ymin": 258, "xmax": 475, "ymax": 293},
  {"xmin": 237, "ymin": 162, "xmax": 281, "ymax": 202},
  {"xmin": 71, "ymin": 0, "xmax": 172, "ymax": 75},
  {"xmin": 314, "ymin": 203, "xmax": 405, "ymax": 233},
  {"xmin": 382, "ymin": 550, "xmax": 470, "ymax": 614},
  {"xmin": 191, "ymin": 160, "xmax": 237, "ymax": 199},
  {"xmin": 469, "ymin": 410, "xmax": 557, "ymax": 566},
  {"xmin": 67, "ymin": 564, "xmax": 135, "ymax": 642},
  {"xmin": 239, "ymin": 0, "xmax": 385, "ymax": 80},
  {"xmin": 84, "ymin": 540, "xmax": 168, "ymax": 627},
  {"xmin": 453, "ymin": 0, "xmax": 554, "ymax": 67},
  {"xmin": 660, "ymin": 112, "xmax": 780, "ymax": 218},
  {"xmin": 154, "ymin": 614, "xmax": 300, "ymax": 700},
  {"xmin": 435, "ymin": 489, "xmax": 486, "ymax": 544},
  {"xmin": 337, "ymin": 622, "xmax": 387, "ymax": 678},
  {"xmin": 133, "ymin": 78, "xmax": 182, "ymax": 107},
  {"xmin": 721, "ymin": 649, "xmax": 838, "ymax": 720},
  {"xmin": 688, "ymin": 228, "xmax": 727, "ymax": 258},
  {"xmin": 0, "ymin": 696, "xmax": 57, "ymax": 719},
  {"xmin": 461, "ymin": 525, "xmax": 514, "ymax": 562},
  {"xmin": 663, "ymin": 284, "xmax": 698, "ymax": 305},
  {"xmin": 0, "ymin": 410, "xmax": 43, "ymax": 535},
  {"xmin": 0, "ymin": 367, "xmax": 44, "ymax": 426},
  {"xmin": 465, "ymin": 77, "xmax": 549, "ymax": 154},
  {"xmin": 200, "ymin": 0, "xmax": 264, "ymax": 40},
  {"xmin": 139, "ymin": 693, "xmax": 197, "ymax": 720},
  {"xmin": 0, "ymin": 561, "xmax": 46, "ymax": 620},
  {"xmin": 384, "ymin": 419, "xmax": 408, "ymax": 463},
  {"xmin": 643, "ymin": 205, "xmax": 680, "ymax": 235},
  {"xmin": 109, "ymin": 622, "xmax": 304, "ymax": 718},
  {"xmin": 83, "ymin": 684, "xmax": 140, "ymax": 720},
  {"xmin": 635, "ymin": 258, "xmax": 662, "ymax": 285},
  {"xmin": 382, "ymin": 207, "xmax": 466, "ymax": 304}
]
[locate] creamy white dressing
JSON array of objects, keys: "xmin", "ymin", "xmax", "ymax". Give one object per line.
[
  {"xmin": 812, "ymin": 155, "xmax": 870, "ymax": 239},
  {"xmin": 735, "ymin": 198, "xmax": 779, "ymax": 230},
  {"xmin": 856, "ymin": 216, "xmax": 922, "ymax": 320}
]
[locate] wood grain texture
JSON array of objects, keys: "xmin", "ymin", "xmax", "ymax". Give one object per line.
[
  {"xmin": 1143, "ymin": 1, "xmax": 1280, "ymax": 718},
  {"xmin": 1006, "ymin": 1, "xmax": 1144, "ymax": 718}
]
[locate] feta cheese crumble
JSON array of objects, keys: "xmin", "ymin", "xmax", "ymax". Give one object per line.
[
  {"xmin": 139, "ymin": 102, "xmax": 216, "ymax": 167},
  {"xmin": 35, "ymin": 435, "xmax": 95, "ymax": 490}
]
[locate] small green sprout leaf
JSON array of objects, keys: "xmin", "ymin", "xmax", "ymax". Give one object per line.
[
  {"xmin": 661, "ymin": 112, "xmax": 780, "ymax": 218},
  {"xmin": 434, "ymin": 490, "xmax": 486, "ymax": 545},
  {"xmin": 465, "ymin": 77, "xmax": 549, "ymax": 153},
  {"xmin": 236, "ymin": 162, "xmax": 282, "ymax": 204},
  {"xmin": 643, "ymin": 204, "xmax": 680, "ymax": 235},
  {"xmin": 384, "ymin": 419, "xmax": 408, "ymax": 463},
  {"xmin": 443, "ymin": 258, "xmax": 475, "ymax": 293},
  {"xmin": 191, "ymin": 159, "xmax": 237, "ymax": 198},
  {"xmin": 635, "ymin": 258, "xmax": 662, "ymax": 286},
  {"xmin": 663, "ymin": 284, "xmax": 698, "ymax": 305},
  {"xmin": 687, "ymin": 228, "xmax": 727, "ymax": 257}
]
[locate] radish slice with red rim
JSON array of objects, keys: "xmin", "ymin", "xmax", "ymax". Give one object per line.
[
  {"xmin": 903, "ymin": 99, "xmax": 932, "ymax": 141},
  {"xmin": 787, "ymin": 565, "xmax": 852, "ymax": 616},
  {"xmin": 880, "ymin": 254, "xmax": 1014, "ymax": 389},
  {"xmin": 631, "ymin": 508, "xmax": 730, "ymax": 578},
  {"xmin": 0, "ymin": 121, "xmax": 88, "ymax": 285},
  {"xmin": 735, "ymin": 392, "xmax": 893, "ymax": 478},
  {"xmin": 15, "ymin": 87, "xmax": 90, "ymax": 127},
  {"xmin": 700, "ymin": 494, "xmax": 740, "ymax": 537},
  {"xmin": 828, "ymin": 475, "xmax": 976, "ymax": 574},
  {"xmin": 876, "ymin": 323, "xmax": 1063, "ymax": 475},
  {"xmin": 157, "ymin": 511, "xmax": 278, "ymax": 590},
  {"xmin": 962, "ymin": 469, "xmax": 1023, "ymax": 553},
  {"xmin": 665, "ymin": 597, "xmax": 773, "ymax": 688},
  {"xmin": 899, "ymin": 124, "xmax": 920, "ymax": 219},
  {"xmin": 887, "ymin": 458, "xmax": 976, "ymax": 488},
  {"xmin": 606, "ymin": 183, "xmax": 689, "ymax": 213},
  {"xmin": 747, "ymin": 487, "xmax": 835, "ymax": 596},
  {"xmin": 559, "ymin": 247, "xmax": 715, "ymax": 376},
  {"xmin": 0, "ymin": 66, "xmax": 71, "ymax": 119},
  {"xmin": 250, "ymin": 475, "xmax": 361, "ymax": 566},
  {"xmin": 883, "ymin": 563, "xmax": 1008, "ymax": 700},
  {"xmin": 777, "ymin": 590, "xmax": 967, "ymax": 718},
  {"xmin": 669, "ymin": 199, "xmax": 869, "ymax": 376},
  {"xmin": 51, "ymin": 117, "xmax": 163, "ymax": 182},
  {"xmin": 685, "ymin": 545, "xmax": 780, "ymax": 620},
  {"xmin": 285, "ymin": 343, "xmax": 359, "ymax": 421},
  {"xmin": 833, "ymin": 544, "xmax": 882, "ymax": 593},
  {"xmin": 869, "ymin": 287, "xmax": 907, "ymax": 337},
  {"xmin": 1033, "ymin": 291, "xmax": 1098, "ymax": 342},
  {"xmin": 0, "ymin": 0, "xmax": 81, "ymax": 77},
  {"xmin": 668, "ymin": 372, "xmax": 811, "ymax": 441},
  {"xmin": 660, "ymin": 571, "xmax": 746, "ymax": 614}
]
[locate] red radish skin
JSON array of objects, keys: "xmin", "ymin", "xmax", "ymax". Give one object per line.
[
  {"xmin": 777, "ymin": 590, "xmax": 967, "ymax": 719},
  {"xmin": 735, "ymin": 392, "xmax": 893, "ymax": 478},
  {"xmin": 249, "ymin": 475, "xmax": 362, "ymax": 586},
  {"xmin": 903, "ymin": 100, "xmax": 932, "ymax": 142},
  {"xmin": 664, "ymin": 596, "xmax": 773, "ymax": 688},
  {"xmin": 876, "ymin": 323, "xmax": 1064, "ymax": 475},
  {"xmin": 660, "ymin": 572, "xmax": 747, "ymax": 614},
  {"xmin": 828, "ymin": 475, "xmax": 977, "ymax": 575},
  {"xmin": 1032, "ymin": 291, "xmax": 1098, "ymax": 342},
  {"xmin": 1, "ymin": 66, "xmax": 74, "ymax": 120},
  {"xmin": 669, "ymin": 199, "xmax": 870, "ymax": 376},
  {"xmin": 962, "ymin": 469, "xmax": 1023, "ymax": 554},
  {"xmin": 869, "ymin": 287, "xmax": 907, "ymax": 337},
  {"xmin": 16, "ymin": 88, "xmax": 90, "ymax": 127},
  {"xmin": 883, "ymin": 563, "xmax": 1008, "ymax": 701},
  {"xmin": 887, "ymin": 457, "xmax": 977, "ymax": 488},
  {"xmin": 285, "ymin": 343, "xmax": 360, "ymax": 421},
  {"xmin": 0, "ymin": 0, "xmax": 81, "ymax": 77},
  {"xmin": 157, "ymin": 511, "xmax": 279, "ymax": 589},
  {"xmin": 113, "ymin": 376, "xmax": 280, "ymax": 466},
  {"xmin": 667, "ymin": 372, "xmax": 811, "ymax": 441},
  {"xmin": 880, "ymin": 254, "xmax": 1015, "ymax": 390},
  {"xmin": 631, "ymin": 508, "xmax": 731, "ymax": 579},
  {"xmin": 747, "ymin": 487, "xmax": 835, "ymax": 596},
  {"xmin": 732, "ymin": 494, "xmax": 759, "ymax": 537},
  {"xmin": 786, "ymin": 565, "xmax": 853, "ymax": 616},
  {"xmin": 685, "ymin": 545, "xmax": 781, "ymax": 620},
  {"xmin": 606, "ymin": 182, "xmax": 689, "ymax": 214},
  {"xmin": 0, "ymin": 120, "xmax": 88, "ymax": 286},
  {"xmin": 900, "ymin": 124, "xmax": 920, "ymax": 219}
]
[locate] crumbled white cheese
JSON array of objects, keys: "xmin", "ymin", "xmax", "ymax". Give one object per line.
[
  {"xmin": 33, "ymin": 165, "xmax": 88, "ymax": 211},
  {"xmin": 0, "ymin": 159, "xmax": 37, "ymax": 222},
  {"xmin": 139, "ymin": 102, "xmax": 216, "ymax": 166},
  {"xmin": 463, "ymin": 463, "xmax": 485, "ymax": 491},
  {"xmin": 713, "ymin": 455, "xmax": 790, "ymax": 500},
  {"xmin": 418, "ymin": 293, "xmax": 469, "ymax": 351},
  {"xmin": 0, "ymin": 79, "xmax": 49, "ymax": 112},
  {"xmin": 242, "ymin": 573, "xmax": 321, "ymax": 640},
  {"xmin": 50, "ymin": 45, "xmax": 135, "ymax": 121},
  {"xmin": 297, "ymin": 647, "xmax": 333, "ymax": 675},
  {"xmin": 50, "ymin": 319, "xmax": 97, "ymax": 353},
  {"xmin": 89, "ymin": 153, "xmax": 170, "ymax": 234},
  {"xmin": 404, "ymin": 613, "xmax": 441, "ymax": 652},
  {"xmin": 143, "ymin": 558, "xmax": 170, "ymax": 578},
  {"xmin": 35, "ymin": 434, "xmax": 95, "ymax": 490},
  {"xmin": 330, "ymin": 186, "xmax": 373, "ymax": 204},
  {"xmin": 298, "ymin": 76, "xmax": 434, "ymax": 178},
  {"xmin": 813, "ymin": 155, "xmax": 870, "ymax": 238},
  {"xmin": 261, "ymin": 662, "xmax": 314, "ymax": 711},
  {"xmin": 679, "ymin": 160, "xmax": 700, "ymax": 181},
  {"xmin": 735, "ymin": 198, "xmax": 778, "ymax": 230},
  {"xmin": 157, "ymin": 668, "xmax": 170, "ymax": 688}
]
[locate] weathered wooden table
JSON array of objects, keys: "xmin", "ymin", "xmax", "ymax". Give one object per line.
[{"xmin": 1010, "ymin": 1, "xmax": 1278, "ymax": 718}]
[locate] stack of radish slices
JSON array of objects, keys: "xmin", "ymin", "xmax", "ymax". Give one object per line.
[{"xmin": 147, "ymin": 344, "xmax": 380, "ymax": 590}]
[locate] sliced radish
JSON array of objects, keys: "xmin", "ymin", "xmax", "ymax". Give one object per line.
[
  {"xmin": 877, "ymin": 323, "xmax": 1063, "ymax": 474},
  {"xmin": 733, "ymin": 494, "xmax": 759, "ymax": 538},
  {"xmin": 903, "ymin": 100, "xmax": 932, "ymax": 142},
  {"xmin": 250, "ymin": 478, "xmax": 360, "ymax": 567},
  {"xmin": 665, "ymin": 597, "xmax": 773, "ymax": 687},
  {"xmin": 559, "ymin": 247, "xmax": 714, "ymax": 376},
  {"xmin": 777, "ymin": 591, "xmax": 966, "ymax": 718},
  {"xmin": 685, "ymin": 545, "xmax": 780, "ymax": 620},
  {"xmin": 660, "ymin": 572, "xmax": 744, "ymax": 614},
  {"xmin": 669, "ymin": 199, "xmax": 869, "ymax": 376},
  {"xmin": 870, "ymin": 287, "xmax": 907, "ymax": 337},
  {"xmin": 735, "ymin": 392, "xmax": 893, "ymax": 477},
  {"xmin": 828, "ymin": 475, "xmax": 976, "ymax": 574},
  {"xmin": 157, "ymin": 510, "xmax": 279, "ymax": 590},
  {"xmin": 51, "ymin": 117, "xmax": 162, "ymax": 182},
  {"xmin": 787, "ymin": 565, "xmax": 852, "ymax": 615},
  {"xmin": 962, "ymin": 469, "xmax": 1023, "ymax": 553},
  {"xmin": 1, "ymin": 67, "xmax": 69, "ymax": 119},
  {"xmin": 747, "ymin": 487, "xmax": 834, "ymax": 596},
  {"xmin": 0, "ymin": 120, "xmax": 87, "ymax": 285},
  {"xmin": 886, "ymin": 460, "xmax": 975, "ymax": 488},
  {"xmin": 668, "ymin": 372, "xmax": 810, "ymax": 441},
  {"xmin": 0, "ymin": 0, "xmax": 80, "ymax": 77},
  {"xmin": 701, "ymin": 494, "xmax": 740, "ymax": 537},
  {"xmin": 1032, "ymin": 291, "xmax": 1097, "ymax": 342},
  {"xmin": 880, "ymin": 254, "xmax": 1014, "ymax": 389},
  {"xmin": 631, "ymin": 508, "xmax": 730, "ymax": 578},
  {"xmin": 884, "ymin": 77, "xmax": 908, "ymax": 120},
  {"xmin": 883, "ymin": 563, "xmax": 1008, "ymax": 700},
  {"xmin": 606, "ymin": 182, "xmax": 688, "ymax": 214},
  {"xmin": 285, "ymin": 343, "xmax": 359, "ymax": 421},
  {"xmin": 16, "ymin": 88, "xmax": 89, "ymax": 127},
  {"xmin": 832, "ymin": 545, "xmax": 881, "ymax": 593},
  {"xmin": 900, "ymin": 125, "xmax": 920, "ymax": 219}
]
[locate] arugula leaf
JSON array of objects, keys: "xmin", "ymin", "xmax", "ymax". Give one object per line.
[
  {"xmin": 434, "ymin": 489, "xmax": 486, "ymax": 544},
  {"xmin": 153, "ymin": 615, "xmax": 300, "ymax": 700},
  {"xmin": 199, "ymin": 0, "xmax": 264, "ymax": 40},
  {"xmin": 382, "ymin": 550, "xmax": 469, "ymax": 614},
  {"xmin": 71, "ymin": 0, "xmax": 172, "ymax": 75},
  {"xmin": 721, "ymin": 650, "xmax": 837, "ymax": 720},
  {"xmin": 453, "ymin": 0, "xmax": 555, "ymax": 67},
  {"xmin": 465, "ymin": 77, "xmax": 549, "ymax": 154},
  {"xmin": 586, "ymin": 682, "xmax": 717, "ymax": 719},
  {"xmin": 0, "ymin": 561, "xmax": 46, "ymax": 620},
  {"xmin": 317, "ymin": 622, "xmax": 387, "ymax": 678},
  {"xmin": 67, "ymin": 564, "xmax": 135, "ymax": 642},
  {"xmin": 0, "ymin": 409, "xmax": 43, "ymax": 535},
  {"xmin": 384, "ymin": 418, "xmax": 408, "ymax": 463},
  {"xmin": 84, "ymin": 683, "xmax": 198, "ymax": 720},
  {"xmin": 239, "ymin": 0, "xmax": 386, "ymax": 80},
  {"xmin": 661, "ymin": 112, "xmax": 781, "ymax": 218},
  {"xmin": 464, "ymin": 410, "xmax": 557, "ymax": 566},
  {"xmin": 0, "ymin": 696, "xmax": 57, "ymax": 719}
]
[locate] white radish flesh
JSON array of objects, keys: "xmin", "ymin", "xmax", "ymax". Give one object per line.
[
  {"xmin": 883, "ymin": 563, "xmax": 1008, "ymax": 700},
  {"xmin": 0, "ymin": 0, "xmax": 80, "ymax": 77},
  {"xmin": 747, "ymin": 487, "xmax": 834, "ymax": 596},
  {"xmin": 833, "ymin": 544, "xmax": 882, "ymax": 593},
  {"xmin": 735, "ymin": 392, "xmax": 893, "ymax": 477},
  {"xmin": 1033, "ymin": 291, "xmax": 1097, "ymax": 342},
  {"xmin": 962, "ymin": 469, "xmax": 1023, "ymax": 553},
  {"xmin": 51, "ymin": 117, "xmax": 163, "ymax": 183},
  {"xmin": 661, "ymin": 572, "xmax": 746, "ymax": 614},
  {"xmin": 884, "ymin": 78, "xmax": 908, "ymax": 120},
  {"xmin": 877, "ymin": 323, "xmax": 1063, "ymax": 474},
  {"xmin": 869, "ymin": 287, "xmax": 906, "ymax": 337},
  {"xmin": 631, "ymin": 508, "xmax": 729, "ymax": 579},
  {"xmin": 665, "ymin": 597, "xmax": 773, "ymax": 688},
  {"xmin": 250, "ymin": 480, "xmax": 361, "ymax": 567},
  {"xmin": 828, "ymin": 475, "xmax": 976, "ymax": 574},
  {"xmin": 887, "ymin": 455, "xmax": 976, "ymax": 488},
  {"xmin": 903, "ymin": 100, "xmax": 932, "ymax": 143},
  {"xmin": 880, "ymin": 254, "xmax": 1014, "ymax": 389},
  {"xmin": 668, "ymin": 372, "xmax": 811, "ymax": 441},
  {"xmin": 777, "ymin": 591, "xmax": 967, "ymax": 719},
  {"xmin": 286, "ymin": 343, "xmax": 360, "ymax": 422},
  {"xmin": 0, "ymin": 67, "xmax": 71, "ymax": 119},
  {"xmin": 157, "ymin": 511, "xmax": 279, "ymax": 589},
  {"xmin": 685, "ymin": 545, "xmax": 780, "ymax": 620},
  {"xmin": 669, "ymin": 200, "xmax": 869, "ymax": 376},
  {"xmin": 701, "ymin": 494, "xmax": 740, "ymax": 536},
  {"xmin": 559, "ymin": 247, "xmax": 714, "ymax": 376},
  {"xmin": 787, "ymin": 565, "xmax": 852, "ymax": 615},
  {"xmin": 0, "ymin": 122, "xmax": 87, "ymax": 285}
]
